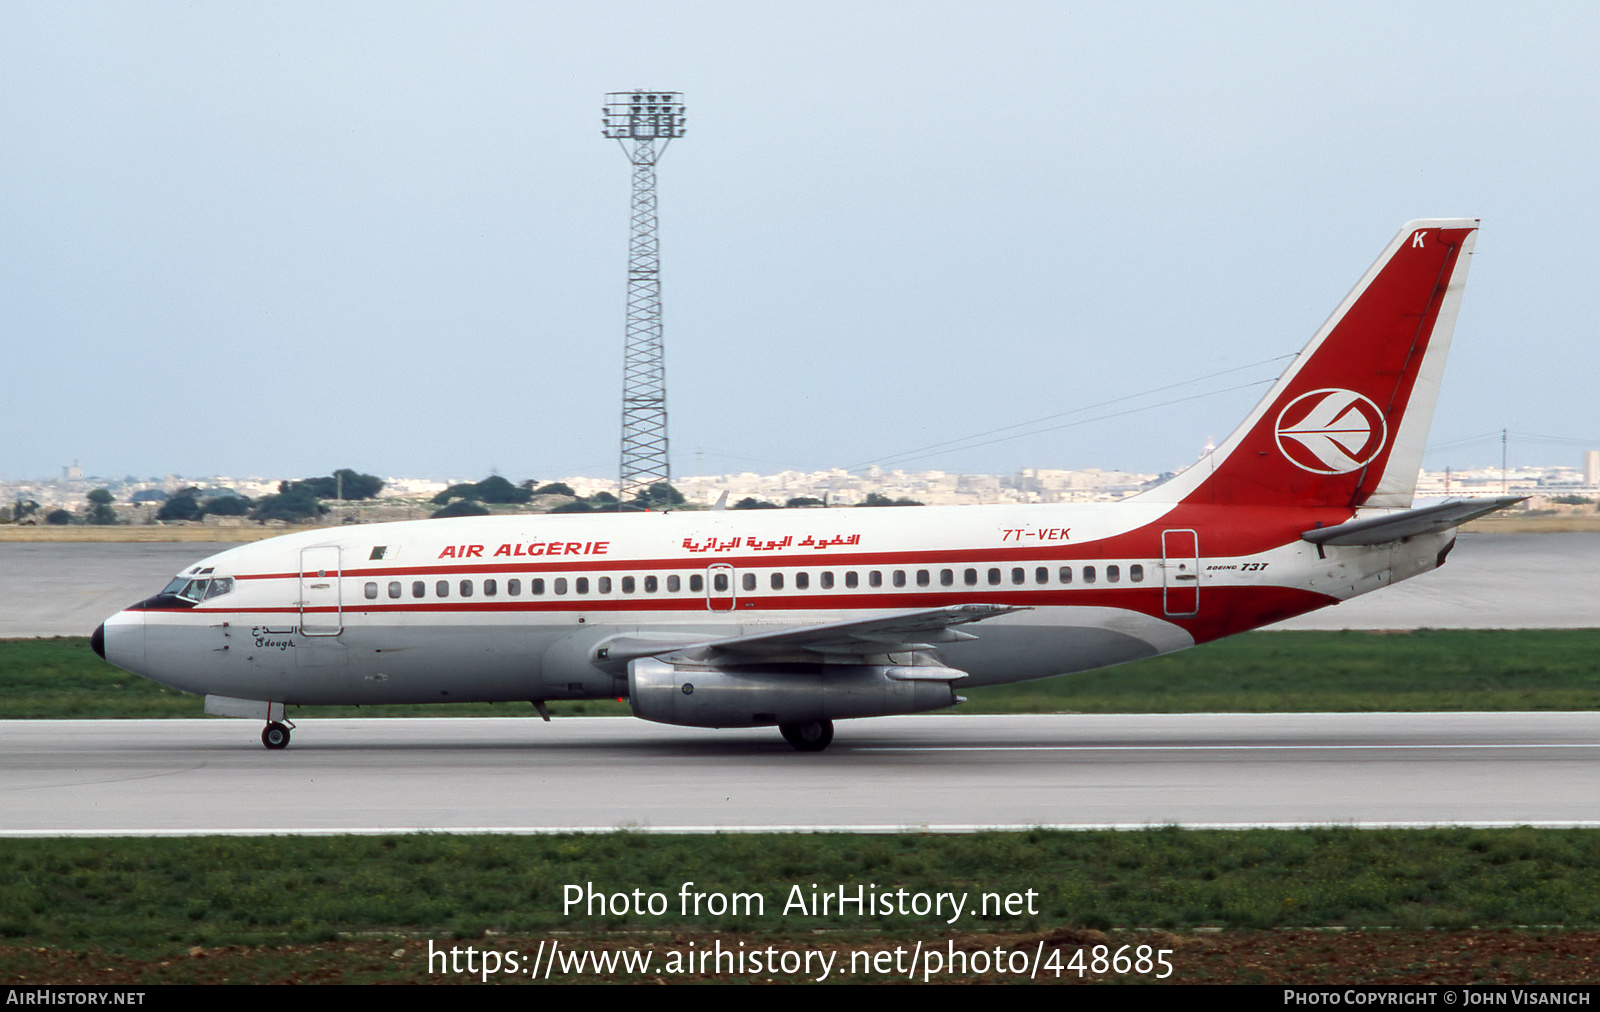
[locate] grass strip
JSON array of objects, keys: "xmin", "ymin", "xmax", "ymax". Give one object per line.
[
  {"xmin": 964, "ymin": 627, "xmax": 1600, "ymax": 713},
  {"xmin": 5, "ymin": 629, "xmax": 1599, "ymax": 719},
  {"xmin": 3, "ymin": 829, "xmax": 1600, "ymax": 959}
]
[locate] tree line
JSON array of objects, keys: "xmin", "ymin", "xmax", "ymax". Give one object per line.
[
  {"xmin": 2, "ymin": 470, "xmax": 388, "ymax": 526},
  {"xmin": 6, "ymin": 470, "xmax": 927, "ymax": 526}
]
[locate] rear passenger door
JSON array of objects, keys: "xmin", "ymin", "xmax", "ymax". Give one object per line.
[{"xmin": 1161, "ymin": 530, "xmax": 1199, "ymax": 617}]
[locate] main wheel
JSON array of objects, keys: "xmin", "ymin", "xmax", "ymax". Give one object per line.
[
  {"xmin": 779, "ymin": 719, "xmax": 834, "ymax": 752},
  {"xmin": 261, "ymin": 722, "xmax": 291, "ymax": 750}
]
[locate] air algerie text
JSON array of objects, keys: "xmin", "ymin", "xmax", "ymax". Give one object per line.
[{"xmin": 437, "ymin": 542, "xmax": 611, "ymax": 559}]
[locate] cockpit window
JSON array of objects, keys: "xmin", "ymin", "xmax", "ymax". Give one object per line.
[
  {"xmin": 159, "ymin": 575, "xmax": 233, "ymax": 603},
  {"xmin": 176, "ymin": 579, "xmax": 208, "ymax": 602}
]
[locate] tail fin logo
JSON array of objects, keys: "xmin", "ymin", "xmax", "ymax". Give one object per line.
[{"xmin": 1273, "ymin": 389, "xmax": 1388, "ymax": 474}]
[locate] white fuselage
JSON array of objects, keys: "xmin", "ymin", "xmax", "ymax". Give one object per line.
[{"xmin": 99, "ymin": 501, "xmax": 1450, "ymax": 708}]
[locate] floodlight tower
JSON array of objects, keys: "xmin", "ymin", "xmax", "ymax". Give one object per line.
[{"xmin": 603, "ymin": 90, "xmax": 686, "ymax": 504}]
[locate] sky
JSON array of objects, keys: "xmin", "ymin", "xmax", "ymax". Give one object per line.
[{"xmin": 3, "ymin": 2, "xmax": 1597, "ymax": 484}]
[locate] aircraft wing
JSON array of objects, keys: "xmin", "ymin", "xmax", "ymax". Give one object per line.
[
  {"xmin": 1301, "ymin": 496, "xmax": 1525, "ymax": 547},
  {"xmin": 600, "ymin": 603, "xmax": 1027, "ymax": 664}
]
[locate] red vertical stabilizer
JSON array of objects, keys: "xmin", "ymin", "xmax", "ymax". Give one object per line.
[{"xmin": 1139, "ymin": 219, "xmax": 1478, "ymax": 510}]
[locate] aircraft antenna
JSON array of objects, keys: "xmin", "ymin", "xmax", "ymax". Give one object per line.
[{"xmin": 603, "ymin": 90, "xmax": 686, "ymax": 507}]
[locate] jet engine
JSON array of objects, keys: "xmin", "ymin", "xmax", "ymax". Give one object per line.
[{"xmin": 627, "ymin": 657, "xmax": 963, "ymax": 729}]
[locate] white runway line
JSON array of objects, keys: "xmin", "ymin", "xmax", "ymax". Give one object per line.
[
  {"xmin": 856, "ymin": 743, "xmax": 1600, "ymax": 752},
  {"xmin": 6, "ymin": 821, "xmax": 1600, "ymax": 838}
]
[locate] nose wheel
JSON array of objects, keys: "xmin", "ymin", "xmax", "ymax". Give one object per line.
[
  {"xmin": 779, "ymin": 719, "xmax": 834, "ymax": 752},
  {"xmin": 261, "ymin": 721, "xmax": 292, "ymax": 750}
]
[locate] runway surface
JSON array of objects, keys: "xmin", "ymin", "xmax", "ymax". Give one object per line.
[
  {"xmin": 0, "ymin": 542, "xmax": 232, "ymax": 638},
  {"xmin": 4, "ymin": 713, "xmax": 1598, "ymax": 836},
  {"xmin": 1268, "ymin": 531, "xmax": 1599, "ymax": 631},
  {"xmin": 2, "ymin": 532, "xmax": 1592, "ymax": 637}
]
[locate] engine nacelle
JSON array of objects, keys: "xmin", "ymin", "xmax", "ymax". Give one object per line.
[{"xmin": 627, "ymin": 658, "xmax": 961, "ymax": 728}]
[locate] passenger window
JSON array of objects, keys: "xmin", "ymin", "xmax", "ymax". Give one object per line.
[
  {"xmin": 1036, "ymin": 567, "xmax": 1048, "ymax": 585},
  {"xmin": 689, "ymin": 574, "xmax": 703, "ymax": 593},
  {"xmin": 388, "ymin": 581, "xmax": 401, "ymax": 599},
  {"xmin": 845, "ymin": 571, "xmax": 859, "ymax": 589},
  {"xmin": 869, "ymin": 571, "xmax": 883, "ymax": 588},
  {"xmin": 1130, "ymin": 565, "xmax": 1144, "ymax": 583},
  {"xmin": 892, "ymin": 570, "xmax": 906, "ymax": 588},
  {"xmin": 940, "ymin": 569, "xmax": 953, "ymax": 587},
  {"xmin": 1083, "ymin": 566, "xmax": 1096, "ymax": 584},
  {"xmin": 507, "ymin": 579, "xmax": 521, "ymax": 596},
  {"xmin": 712, "ymin": 573, "xmax": 727, "ymax": 592},
  {"xmin": 598, "ymin": 577, "xmax": 612, "ymax": 594},
  {"xmin": 643, "ymin": 575, "xmax": 656, "ymax": 593},
  {"xmin": 622, "ymin": 576, "xmax": 636, "ymax": 594},
  {"xmin": 413, "ymin": 581, "xmax": 426, "ymax": 598},
  {"xmin": 484, "ymin": 578, "xmax": 497, "ymax": 597},
  {"xmin": 987, "ymin": 568, "xmax": 1001, "ymax": 586},
  {"xmin": 965, "ymin": 568, "xmax": 977, "ymax": 586},
  {"xmin": 796, "ymin": 572, "xmax": 809, "ymax": 590},
  {"xmin": 1011, "ymin": 568, "xmax": 1025, "ymax": 585},
  {"xmin": 554, "ymin": 578, "xmax": 568, "ymax": 595},
  {"xmin": 532, "ymin": 578, "xmax": 545, "ymax": 595},
  {"xmin": 436, "ymin": 580, "xmax": 450, "ymax": 598},
  {"xmin": 742, "ymin": 573, "xmax": 756, "ymax": 591},
  {"xmin": 664, "ymin": 575, "xmax": 677, "ymax": 592},
  {"xmin": 460, "ymin": 580, "xmax": 473, "ymax": 597},
  {"xmin": 820, "ymin": 572, "xmax": 834, "ymax": 589},
  {"xmin": 1059, "ymin": 567, "xmax": 1072, "ymax": 584},
  {"xmin": 1107, "ymin": 565, "xmax": 1120, "ymax": 584},
  {"xmin": 771, "ymin": 572, "xmax": 785, "ymax": 590},
  {"xmin": 364, "ymin": 582, "xmax": 378, "ymax": 600},
  {"xmin": 575, "ymin": 578, "xmax": 589, "ymax": 594}
]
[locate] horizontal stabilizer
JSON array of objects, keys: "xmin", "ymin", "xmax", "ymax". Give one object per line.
[{"xmin": 1301, "ymin": 496, "xmax": 1525, "ymax": 547}]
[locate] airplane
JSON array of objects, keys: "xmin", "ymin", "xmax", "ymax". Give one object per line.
[{"xmin": 93, "ymin": 218, "xmax": 1518, "ymax": 752}]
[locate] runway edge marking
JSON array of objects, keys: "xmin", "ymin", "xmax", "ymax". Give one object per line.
[{"xmin": 6, "ymin": 821, "xmax": 1600, "ymax": 838}]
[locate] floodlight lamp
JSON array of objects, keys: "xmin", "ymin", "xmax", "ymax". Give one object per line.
[{"xmin": 602, "ymin": 90, "xmax": 686, "ymax": 141}]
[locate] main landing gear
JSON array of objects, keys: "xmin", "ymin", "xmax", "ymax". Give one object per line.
[
  {"xmin": 261, "ymin": 721, "xmax": 293, "ymax": 750},
  {"xmin": 779, "ymin": 719, "xmax": 834, "ymax": 752}
]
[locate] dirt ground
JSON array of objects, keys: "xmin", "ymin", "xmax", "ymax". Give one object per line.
[{"xmin": 5, "ymin": 929, "xmax": 1599, "ymax": 985}]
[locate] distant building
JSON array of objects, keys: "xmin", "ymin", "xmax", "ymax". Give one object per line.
[{"xmin": 1586, "ymin": 450, "xmax": 1598, "ymax": 487}]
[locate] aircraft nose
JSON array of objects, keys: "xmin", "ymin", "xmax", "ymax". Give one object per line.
[{"xmin": 98, "ymin": 610, "xmax": 147, "ymax": 676}]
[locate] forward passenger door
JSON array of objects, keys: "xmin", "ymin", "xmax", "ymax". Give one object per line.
[{"xmin": 299, "ymin": 546, "xmax": 343, "ymax": 636}]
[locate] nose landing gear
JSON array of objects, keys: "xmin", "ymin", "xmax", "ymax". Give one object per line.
[{"xmin": 261, "ymin": 721, "xmax": 293, "ymax": 750}]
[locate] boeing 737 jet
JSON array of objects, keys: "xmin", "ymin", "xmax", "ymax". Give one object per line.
[{"xmin": 95, "ymin": 218, "xmax": 1514, "ymax": 751}]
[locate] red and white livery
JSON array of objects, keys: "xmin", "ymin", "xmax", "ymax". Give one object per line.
[{"xmin": 95, "ymin": 219, "xmax": 1514, "ymax": 751}]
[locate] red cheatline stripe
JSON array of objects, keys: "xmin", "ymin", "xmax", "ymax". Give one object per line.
[
  {"xmin": 205, "ymin": 589, "xmax": 1164, "ymax": 616},
  {"xmin": 237, "ymin": 549, "xmax": 1171, "ymax": 582},
  {"xmin": 181, "ymin": 584, "xmax": 1333, "ymax": 620},
  {"xmin": 236, "ymin": 550, "xmax": 1086, "ymax": 580}
]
